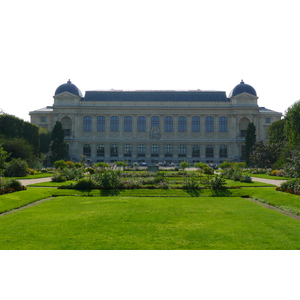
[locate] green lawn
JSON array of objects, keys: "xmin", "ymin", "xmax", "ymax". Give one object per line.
[{"xmin": 1, "ymin": 193, "xmax": 300, "ymax": 249}]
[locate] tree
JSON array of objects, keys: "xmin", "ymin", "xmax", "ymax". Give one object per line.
[
  {"xmin": 245, "ymin": 122, "xmax": 256, "ymax": 166},
  {"xmin": 268, "ymin": 119, "xmax": 286, "ymax": 144},
  {"xmin": 180, "ymin": 161, "xmax": 190, "ymax": 171},
  {"xmin": 1, "ymin": 138, "xmax": 34, "ymax": 163},
  {"xmin": 0, "ymin": 145, "xmax": 9, "ymax": 170},
  {"xmin": 285, "ymin": 100, "xmax": 300, "ymax": 146},
  {"xmin": 49, "ymin": 121, "xmax": 68, "ymax": 165}
]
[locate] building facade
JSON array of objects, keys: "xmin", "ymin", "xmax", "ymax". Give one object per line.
[{"xmin": 29, "ymin": 80, "xmax": 282, "ymax": 164}]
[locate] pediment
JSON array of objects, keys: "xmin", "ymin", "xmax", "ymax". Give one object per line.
[{"xmin": 53, "ymin": 91, "xmax": 80, "ymax": 100}]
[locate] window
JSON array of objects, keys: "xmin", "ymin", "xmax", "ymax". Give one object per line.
[
  {"xmin": 124, "ymin": 144, "xmax": 132, "ymax": 157},
  {"xmin": 205, "ymin": 116, "xmax": 214, "ymax": 132},
  {"xmin": 97, "ymin": 116, "xmax": 105, "ymax": 132},
  {"xmin": 219, "ymin": 116, "xmax": 228, "ymax": 132},
  {"xmin": 138, "ymin": 144, "xmax": 146, "ymax": 157},
  {"xmin": 192, "ymin": 116, "xmax": 200, "ymax": 132},
  {"xmin": 219, "ymin": 145, "xmax": 227, "ymax": 158},
  {"xmin": 151, "ymin": 116, "xmax": 159, "ymax": 128},
  {"xmin": 178, "ymin": 145, "xmax": 186, "ymax": 157},
  {"xmin": 83, "ymin": 116, "xmax": 92, "ymax": 132},
  {"xmin": 97, "ymin": 144, "xmax": 105, "ymax": 157},
  {"xmin": 64, "ymin": 129, "xmax": 71, "ymax": 137},
  {"xmin": 192, "ymin": 145, "xmax": 200, "ymax": 157},
  {"xmin": 138, "ymin": 116, "xmax": 146, "ymax": 132},
  {"xmin": 178, "ymin": 116, "xmax": 187, "ymax": 132},
  {"xmin": 124, "ymin": 116, "xmax": 132, "ymax": 132},
  {"xmin": 110, "ymin": 144, "xmax": 118, "ymax": 157},
  {"xmin": 266, "ymin": 118, "xmax": 271, "ymax": 123},
  {"xmin": 165, "ymin": 145, "xmax": 173, "ymax": 157},
  {"xmin": 151, "ymin": 145, "xmax": 159, "ymax": 157},
  {"xmin": 164, "ymin": 116, "xmax": 173, "ymax": 132},
  {"xmin": 240, "ymin": 130, "xmax": 246, "ymax": 138},
  {"xmin": 41, "ymin": 117, "xmax": 47, "ymax": 122},
  {"xmin": 83, "ymin": 144, "xmax": 91, "ymax": 156},
  {"xmin": 206, "ymin": 145, "xmax": 214, "ymax": 158},
  {"xmin": 110, "ymin": 116, "xmax": 119, "ymax": 132}
]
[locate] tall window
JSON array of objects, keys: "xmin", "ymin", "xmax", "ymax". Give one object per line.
[
  {"xmin": 83, "ymin": 144, "xmax": 91, "ymax": 156},
  {"xmin": 96, "ymin": 144, "xmax": 105, "ymax": 157},
  {"xmin": 205, "ymin": 116, "xmax": 214, "ymax": 132},
  {"xmin": 110, "ymin": 116, "xmax": 119, "ymax": 132},
  {"xmin": 165, "ymin": 145, "xmax": 173, "ymax": 157},
  {"xmin": 178, "ymin": 116, "xmax": 187, "ymax": 132},
  {"xmin": 178, "ymin": 145, "xmax": 186, "ymax": 157},
  {"xmin": 192, "ymin": 116, "xmax": 200, "ymax": 132},
  {"xmin": 124, "ymin": 116, "xmax": 132, "ymax": 132},
  {"xmin": 151, "ymin": 116, "xmax": 159, "ymax": 128},
  {"xmin": 164, "ymin": 116, "xmax": 173, "ymax": 132},
  {"xmin": 220, "ymin": 145, "xmax": 227, "ymax": 158},
  {"xmin": 137, "ymin": 144, "xmax": 146, "ymax": 157},
  {"xmin": 97, "ymin": 116, "xmax": 105, "ymax": 132},
  {"xmin": 110, "ymin": 144, "xmax": 118, "ymax": 157},
  {"xmin": 206, "ymin": 145, "xmax": 214, "ymax": 158},
  {"xmin": 151, "ymin": 144, "xmax": 159, "ymax": 157},
  {"xmin": 124, "ymin": 144, "xmax": 132, "ymax": 157},
  {"xmin": 83, "ymin": 116, "xmax": 92, "ymax": 132},
  {"xmin": 138, "ymin": 116, "xmax": 146, "ymax": 132},
  {"xmin": 192, "ymin": 145, "xmax": 200, "ymax": 157},
  {"xmin": 219, "ymin": 116, "xmax": 228, "ymax": 132}
]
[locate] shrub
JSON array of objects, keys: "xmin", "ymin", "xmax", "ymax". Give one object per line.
[
  {"xmin": 65, "ymin": 161, "xmax": 75, "ymax": 168},
  {"xmin": 219, "ymin": 161, "xmax": 232, "ymax": 169},
  {"xmin": 74, "ymin": 177, "xmax": 95, "ymax": 190},
  {"xmin": 4, "ymin": 158, "xmax": 28, "ymax": 177},
  {"xmin": 92, "ymin": 170, "xmax": 122, "ymax": 189},
  {"xmin": 6, "ymin": 178, "xmax": 23, "ymax": 191},
  {"xmin": 183, "ymin": 175, "xmax": 199, "ymax": 190},
  {"xmin": 52, "ymin": 173, "xmax": 67, "ymax": 182},
  {"xmin": 209, "ymin": 175, "xmax": 231, "ymax": 196},
  {"xmin": 54, "ymin": 160, "xmax": 67, "ymax": 169},
  {"xmin": 27, "ymin": 168, "xmax": 35, "ymax": 175}
]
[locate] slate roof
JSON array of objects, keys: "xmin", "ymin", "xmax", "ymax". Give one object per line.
[{"xmin": 82, "ymin": 90, "xmax": 229, "ymax": 102}]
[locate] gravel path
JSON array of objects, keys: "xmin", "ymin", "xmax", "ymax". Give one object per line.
[
  {"xmin": 19, "ymin": 177, "xmax": 52, "ymax": 186},
  {"xmin": 250, "ymin": 177, "xmax": 287, "ymax": 187}
]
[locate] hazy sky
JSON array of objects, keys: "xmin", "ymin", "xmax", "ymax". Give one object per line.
[{"xmin": 1, "ymin": 0, "xmax": 299, "ymax": 122}]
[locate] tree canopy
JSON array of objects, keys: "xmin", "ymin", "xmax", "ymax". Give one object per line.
[
  {"xmin": 245, "ymin": 122, "xmax": 256, "ymax": 166},
  {"xmin": 49, "ymin": 121, "xmax": 68, "ymax": 164}
]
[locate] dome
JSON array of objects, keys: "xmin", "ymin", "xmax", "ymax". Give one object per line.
[
  {"xmin": 55, "ymin": 79, "xmax": 83, "ymax": 97},
  {"xmin": 229, "ymin": 80, "xmax": 257, "ymax": 97}
]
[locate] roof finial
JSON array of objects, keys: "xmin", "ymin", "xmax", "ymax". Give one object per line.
[
  {"xmin": 240, "ymin": 79, "xmax": 244, "ymax": 84},
  {"xmin": 67, "ymin": 79, "xmax": 71, "ymax": 83}
]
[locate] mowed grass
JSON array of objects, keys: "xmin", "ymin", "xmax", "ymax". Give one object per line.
[{"xmin": 1, "ymin": 195, "xmax": 300, "ymax": 250}]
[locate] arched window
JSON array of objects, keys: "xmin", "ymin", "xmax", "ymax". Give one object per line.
[
  {"xmin": 83, "ymin": 144, "xmax": 91, "ymax": 156},
  {"xmin": 110, "ymin": 116, "xmax": 119, "ymax": 132},
  {"xmin": 97, "ymin": 116, "xmax": 105, "ymax": 132},
  {"xmin": 138, "ymin": 144, "xmax": 146, "ymax": 157},
  {"xmin": 192, "ymin": 116, "xmax": 200, "ymax": 132},
  {"xmin": 164, "ymin": 116, "xmax": 173, "ymax": 132},
  {"xmin": 178, "ymin": 116, "xmax": 187, "ymax": 132},
  {"xmin": 205, "ymin": 116, "xmax": 214, "ymax": 132},
  {"xmin": 97, "ymin": 144, "xmax": 105, "ymax": 157},
  {"xmin": 138, "ymin": 116, "xmax": 146, "ymax": 132},
  {"xmin": 151, "ymin": 116, "xmax": 159, "ymax": 128},
  {"xmin": 83, "ymin": 116, "xmax": 92, "ymax": 132},
  {"xmin": 219, "ymin": 116, "xmax": 228, "ymax": 132},
  {"xmin": 124, "ymin": 116, "xmax": 132, "ymax": 132},
  {"xmin": 124, "ymin": 144, "xmax": 132, "ymax": 157},
  {"xmin": 165, "ymin": 145, "xmax": 173, "ymax": 157},
  {"xmin": 151, "ymin": 145, "xmax": 159, "ymax": 157},
  {"xmin": 178, "ymin": 145, "xmax": 186, "ymax": 157}
]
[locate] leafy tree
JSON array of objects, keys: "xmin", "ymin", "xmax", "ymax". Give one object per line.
[
  {"xmin": 1, "ymin": 138, "xmax": 34, "ymax": 163},
  {"xmin": 249, "ymin": 141, "xmax": 282, "ymax": 168},
  {"xmin": 0, "ymin": 145, "xmax": 9, "ymax": 170},
  {"xmin": 285, "ymin": 100, "xmax": 300, "ymax": 146},
  {"xmin": 268, "ymin": 119, "xmax": 286, "ymax": 144},
  {"xmin": 39, "ymin": 128, "xmax": 51, "ymax": 154},
  {"xmin": 180, "ymin": 161, "xmax": 190, "ymax": 171},
  {"xmin": 4, "ymin": 158, "xmax": 28, "ymax": 177},
  {"xmin": 49, "ymin": 121, "xmax": 68, "ymax": 165},
  {"xmin": 245, "ymin": 122, "xmax": 256, "ymax": 166},
  {"xmin": 284, "ymin": 150, "xmax": 300, "ymax": 178}
]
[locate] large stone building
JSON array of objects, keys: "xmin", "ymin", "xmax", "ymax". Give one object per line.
[{"xmin": 29, "ymin": 80, "xmax": 282, "ymax": 164}]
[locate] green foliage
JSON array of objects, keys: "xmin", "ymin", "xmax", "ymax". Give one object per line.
[
  {"xmin": 194, "ymin": 162, "xmax": 208, "ymax": 172},
  {"xmin": 245, "ymin": 122, "xmax": 256, "ymax": 166},
  {"xmin": 74, "ymin": 177, "xmax": 95, "ymax": 190},
  {"xmin": 183, "ymin": 174, "xmax": 199, "ymax": 190},
  {"xmin": 284, "ymin": 150, "xmax": 300, "ymax": 179},
  {"xmin": 268, "ymin": 119, "xmax": 286, "ymax": 144},
  {"xmin": 4, "ymin": 158, "xmax": 28, "ymax": 177},
  {"xmin": 49, "ymin": 121, "xmax": 68, "ymax": 164},
  {"xmin": 94, "ymin": 162, "xmax": 111, "ymax": 169},
  {"xmin": 219, "ymin": 161, "xmax": 232, "ymax": 169},
  {"xmin": 54, "ymin": 160, "xmax": 67, "ymax": 169},
  {"xmin": 207, "ymin": 175, "xmax": 231, "ymax": 196},
  {"xmin": 39, "ymin": 128, "xmax": 51, "ymax": 154},
  {"xmin": 51, "ymin": 173, "xmax": 67, "ymax": 182},
  {"xmin": 0, "ymin": 114, "xmax": 39, "ymax": 155},
  {"xmin": 180, "ymin": 161, "xmax": 190, "ymax": 170},
  {"xmin": 285, "ymin": 100, "xmax": 300, "ymax": 146},
  {"xmin": 92, "ymin": 170, "xmax": 122, "ymax": 189},
  {"xmin": 0, "ymin": 145, "xmax": 9, "ymax": 170}
]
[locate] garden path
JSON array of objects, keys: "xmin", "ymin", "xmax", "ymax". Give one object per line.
[
  {"xmin": 19, "ymin": 177, "xmax": 52, "ymax": 186},
  {"xmin": 250, "ymin": 177, "xmax": 287, "ymax": 187}
]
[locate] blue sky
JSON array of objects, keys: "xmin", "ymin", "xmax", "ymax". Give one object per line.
[{"xmin": 1, "ymin": 0, "xmax": 299, "ymax": 121}]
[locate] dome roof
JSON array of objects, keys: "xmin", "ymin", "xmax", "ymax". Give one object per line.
[
  {"xmin": 55, "ymin": 80, "xmax": 83, "ymax": 97},
  {"xmin": 229, "ymin": 80, "xmax": 257, "ymax": 97}
]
